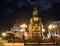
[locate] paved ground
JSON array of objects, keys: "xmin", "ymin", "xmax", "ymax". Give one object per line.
[
  {"xmin": 0, "ymin": 42, "xmax": 60, "ymax": 46},
  {"xmin": 0, "ymin": 42, "xmax": 4, "ymax": 46},
  {"xmin": 24, "ymin": 44, "xmax": 59, "ymax": 46},
  {"xmin": 0, "ymin": 39, "xmax": 60, "ymax": 46}
]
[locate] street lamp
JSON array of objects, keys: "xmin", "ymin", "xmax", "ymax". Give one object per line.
[
  {"xmin": 20, "ymin": 24, "xmax": 27, "ymax": 29},
  {"xmin": 2, "ymin": 32, "xmax": 7, "ymax": 37},
  {"xmin": 48, "ymin": 24, "xmax": 53, "ymax": 30},
  {"xmin": 48, "ymin": 24, "xmax": 55, "ymax": 44},
  {"xmin": 48, "ymin": 24, "xmax": 58, "ymax": 45},
  {"xmin": 48, "ymin": 24, "xmax": 57, "ymax": 30},
  {"xmin": 20, "ymin": 29, "xmax": 25, "ymax": 32},
  {"xmin": 20, "ymin": 23, "xmax": 27, "ymax": 33},
  {"xmin": 20, "ymin": 24, "xmax": 28, "ymax": 42}
]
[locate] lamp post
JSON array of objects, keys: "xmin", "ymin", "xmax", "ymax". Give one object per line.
[
  {"xmin": 2, "ymin": 32, "xmax": 7, "ymax": 39},
  {"xmin": 48, "ymin": 24, "xmax": 57, "ymax": 35},
  {"xmin": 48, "ymin": 24, "xmax": 58, "ymax": 45},
  {"xmin": 48, "ymin": 24, "xmax": 55, "ymax": 45},
  {"xmin": 20, "ymin": 24, "xmax": 27, "ymax": 42}
]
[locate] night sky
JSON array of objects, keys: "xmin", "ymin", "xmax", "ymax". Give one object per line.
[{"xmin": 0, "ymin": 0, "xmax": 60, "ymax": 32}]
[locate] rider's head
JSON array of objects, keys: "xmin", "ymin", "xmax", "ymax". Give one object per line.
[{"xmin": 32, "ymin": 7, "xmax": 38, "ymax": 17}]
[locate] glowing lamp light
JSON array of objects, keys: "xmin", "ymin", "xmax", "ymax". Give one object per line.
[
  {"xmin": 47, "ymin": 35, "xmax": 50, "ymax": 39},
  {"xmin": 24, "ymin": 32, "xmax": 28, "ymax": 40},
  {"xmin": 20, "ymin": 24, "xmax": 27, "ymax": 28},
  {"xmin": 42, "ymin": 28, "xmax": 45, "ymax": 32},
  {"xmin": 2, "ymin": 33, "xmax": 6, "ymax": 36},
  {"xmin": 24, "ymin": 32, "xmax": 28, "ymax": 37},
  {"xmin": 53, "ymin": 25, "xmax": 57, "ymax": 28},
  {"xmin": 0, "ymin": 37, "xmax": 2, "ymax": 40},
  {"xmin": 48, "ymin": 24, "xmax": 53, "ymax": 30},
  {"xmin": 20, "ymin": 29, "xmax": 24, "ymax": 32},
  {"xmin": 47, "ymin": 34, "xmax": 50, "ymax": 39},
  {"xmin": 20, "ymin": 25, "xmax": 23, "ymax": 28},
  {"xmin": 48, "ymin": 24, "xmax": 57, "ymax": 30}
]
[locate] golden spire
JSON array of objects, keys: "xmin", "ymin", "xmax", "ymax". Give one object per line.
[{"xmin": 33, "ymin": 7, "xmax": 38, "ymax": 16}]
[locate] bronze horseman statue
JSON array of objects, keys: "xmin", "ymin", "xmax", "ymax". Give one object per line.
[{"xmin": 28, "ymin": 7, "xmax": 45, "ymax": 39}]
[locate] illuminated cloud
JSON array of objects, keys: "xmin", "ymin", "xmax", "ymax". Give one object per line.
[
  {"xmin": 3, "ymin": 0, "xmax": 60, "ymax": 13},
  {"xmin": 27, "ymin": 0, "xmax": 52, "ymax": 10}
]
